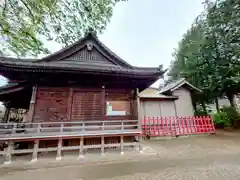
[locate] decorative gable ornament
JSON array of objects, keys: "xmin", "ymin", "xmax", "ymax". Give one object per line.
[{"xmin": 86, "ymin": 43, "xmax": 93, "ymax": 51}]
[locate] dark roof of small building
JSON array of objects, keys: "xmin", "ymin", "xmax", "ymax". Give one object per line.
[
  {"xmin": 139, "ymin": 93, "xmax": 178, "ymax": 99},
  {"xmin": 0, "ymin": 82, "xmax": 25, "ymax": 95},
  {"xmin": 0, "ymin": 33, "xmax": 165, "ymax": 77},
  {"xmin": 139, "ymin": 87, "xmax": 178, "ymax": 100},
  {"xmin": 0, "ymin": 82, "xmax": 19, "ymax": 90},
  {"xmin": 159, "ymin": 78, "xmax": 202, "ymax": 94}
]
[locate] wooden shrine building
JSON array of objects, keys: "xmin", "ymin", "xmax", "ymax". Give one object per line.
[{"xmin": 0, "ymin": 32, "xmax": 164, "ymax": 163}]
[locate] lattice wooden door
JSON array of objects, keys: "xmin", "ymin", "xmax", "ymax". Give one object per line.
[{"xmin": 71, "ymin": 91, "xmax": 101, "ymax": 121}]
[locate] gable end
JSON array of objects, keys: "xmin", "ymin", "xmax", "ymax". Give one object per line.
[{"xmin": 61, "ymin": 45, "xmax": 117, "ymax": 65}]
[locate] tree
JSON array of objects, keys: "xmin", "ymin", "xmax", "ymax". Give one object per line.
[
  {"xmin": 168, "ymin": 0, "xmax": 240, "ymax": 112},
  {"xmin": 205, "ymin": 0, "xmax": 240, "ymax": 106},
  {"xmin": 168, "ymin": 16, "xmax": 217, "ymax": 112},
  {"xmin": 0, "ymin": 0, "xmax": 125, "ymax": 57}
]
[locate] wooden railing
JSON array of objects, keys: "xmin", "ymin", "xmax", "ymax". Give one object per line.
[
  {"xmin": 0, "ymin": 120, "xmax": 140, "ymax": 140},
  {"xmin": 0, "ymin": 120, "xmax": 143, "ymax": 164}
]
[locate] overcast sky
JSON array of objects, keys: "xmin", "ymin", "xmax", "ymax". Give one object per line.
[{"xmin": 0, "ymin": 0, "xmax": 204, "ymax": 87}]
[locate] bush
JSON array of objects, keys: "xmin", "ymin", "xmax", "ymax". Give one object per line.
[
  {"xmin": 213, "ymin": 111, "xmax": 231, "ymax": 128},
  {"xmin": 213, "ymin": 106, "xmax": 240, "ymax": 128}
]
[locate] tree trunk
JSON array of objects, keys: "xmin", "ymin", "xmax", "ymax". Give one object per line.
[
  {"xmin": 215, "ymin": 98, "xmax": 220, "ymax": 112},
  {"xmin": 201, "ymin": 102, "xmax": 207, "ymax": 115},
  {"xmin": 226, "ymin": 92, "xmax": 235, "ymax": 107}
]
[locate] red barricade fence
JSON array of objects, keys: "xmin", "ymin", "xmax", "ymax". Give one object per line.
[{"xmin": 141, "ymin": 116, "xmax": 216, "ymax": 137}]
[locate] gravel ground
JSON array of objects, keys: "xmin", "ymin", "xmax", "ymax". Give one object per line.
[{"xmin": 1, "ymin": 131, "xmax": 240, "ymax": 180}]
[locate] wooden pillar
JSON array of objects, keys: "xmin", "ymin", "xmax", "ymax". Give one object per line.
[
  {"xmin": 68, "ymin": 88, "xmax": 73, "ymax": 121},
  {"xmin": 138, "ymin": 137, "xmax": 143, "ymax": 153},
  {"xmin": 4, "ymin": 140, "xmax": 13, "ymax": 164},
  {"xmin": 28, "ymin": 85, "xmax": 37, "ymax": 122},
  {"xmin": 31, "ymin": 139, "xmax": 39, "ymax": 162},
  {"xmin": 56, "ymin": 138, "xmax": 62, "ymax": 160},
  {"xmin": 3, "ymin": 106, "xmax": 10, "ymax": 123},
  {"xmin": 136, "ymin": 88, "xmax": 143, "ymax": 153},
  {"xmin": 101, "ymin": 136, "xmax": 104, "ymax": 156},
  {"xmin": 173, "ymin": 100, "xmax": 178, "ymax": 135},
  {"xmin": 136, "ymin": 88, "xmax": 141, "ymax": 128},
  {"xmin": 130, "ymin": 90, "xmax": 135, "ymax": 120},
  {"xmin": 173, "ymin": 100, "xmax": 178, "ymax": 116},
  {"xmin": 120, "ymin": 136, "xmax": 124, "ymax": 155},
  {"xmin": 101, "ymin": 86, "xmax": 105, "ymax": 120},
  {"xmin": 77, "ymin": 136, "xmax": 84, "ymax": 159}
]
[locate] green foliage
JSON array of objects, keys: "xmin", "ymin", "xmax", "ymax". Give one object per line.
[
  {"xmin": 195, "ymin": 109, "xmax": 208, "ymax": 116},
  {"xmin": 213, "ymin": 106, "xmax": 240, "ymax": 128},
  {"xmin": 0, "ymin": 0, "xmax": 126, "ymax": 57},
  {"xmin": 168, "ymin": 0, "xmax": 240, "ymax": 107},
  {"xmin": 194, "ymin": 105, "xmax": 212, "ymax": 116},
  {"xmin": 213, "ymin": 111, "xmax": 231, "ymax": 128},
  {"xmin": 221, "ymin": 106, "xmax": 240, "ymax": 126}
]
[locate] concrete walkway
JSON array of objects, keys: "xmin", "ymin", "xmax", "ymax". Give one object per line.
[{"xmin": 1, "ymin": 131, "xmax": 240, "ymax": 179}]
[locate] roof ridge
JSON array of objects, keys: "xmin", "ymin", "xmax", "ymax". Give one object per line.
[
  {"xmin": 0, "ymin": 33, "xmax": 165, "ymax": 76},
  {"xmin": 35, "ymin": 33, "xmax": 133, "ymax": 68},
  {"xmin": 159, "ymin": 78, "xmax": 201, "ymax": 93}
]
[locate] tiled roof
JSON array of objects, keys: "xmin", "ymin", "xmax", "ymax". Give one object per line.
[
  {"xmin": 0, "ymin": 58, "xmax": 163, "ymax": 77},
  {"xmin": 159, "ymin": 78, "xmax": 201, "ymax": 94},
  {"xmin": 0, "ymin": 33, "xmax": 165, "ymax": 77},
  {"xmin": 139, "ymin": 87, "xmax": 178, "ymax": 99}
]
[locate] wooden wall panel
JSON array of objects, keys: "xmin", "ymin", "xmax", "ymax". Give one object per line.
[
  {"xmin": 105, "ymin": 89, "xmax": 132, "ymax": 101},
  {"xmin": 33, "ymin": 87, "xmax": 135, "ymax": 122},
  {"xmin": 33, "ymin": 87, "xmax": 69, "ymax": 122}
]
